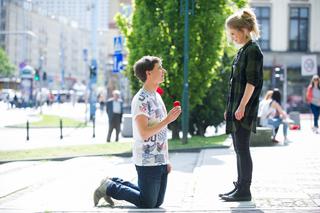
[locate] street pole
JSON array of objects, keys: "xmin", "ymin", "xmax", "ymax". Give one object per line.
[
  {"xmin": 283, "ymin": 64, "xmax": 287, "ymax": 112},
  {"xmin": 59, "ymin": 32, "xmax": 65, "ymax": 90},
  {"xmin": 89, "ymin": 0, "xmax": 99, "ymax": 121},
  {"xmin": 38, "ymin": 56, "xmax": 44, "ymax": 114},
  {"xmin": 182, "ymin": 0, "xmax": 189, "ymax": 144},
  {"xmin": 82, "ymin": 48, "xmax": 88, "ymax": 124}
]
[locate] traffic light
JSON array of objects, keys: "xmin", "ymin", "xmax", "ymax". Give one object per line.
[
  {"xmin": 274, "ymin": 66, "xmax": 284, "ymax": 81},
  {"xmin": 34, "ymin": 69, "xmax": 40, "ymax": 81},
  {"xmin": 42, "ymin": 72, "xmax": 47, "ymax": 81}
]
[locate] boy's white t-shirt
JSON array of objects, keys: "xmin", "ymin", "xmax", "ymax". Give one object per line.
[{"xmin": 131, "ymin": 88, "xmax": 169, "ymax": 166}]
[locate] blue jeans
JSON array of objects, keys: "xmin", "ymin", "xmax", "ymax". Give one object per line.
[
  {"xmin": 267, "ymin": 117, "xmax": 288, "ymax": 137},
  {"xmin": 310, "ymin": 103, "xmax": 320, "ymax": 128},
  {"xmin": 106, "ymin": 165, "xmax": 168, "ymax": 208}
]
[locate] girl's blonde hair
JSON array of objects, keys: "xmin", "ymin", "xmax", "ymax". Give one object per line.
[{"xmin": 226, "ymin": 8, "xmax": 260, "ymax": 41}]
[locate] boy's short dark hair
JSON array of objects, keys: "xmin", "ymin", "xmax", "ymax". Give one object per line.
[{"xmin": 133, "ymin": 56, "xmax": 162, "ymax": 82}]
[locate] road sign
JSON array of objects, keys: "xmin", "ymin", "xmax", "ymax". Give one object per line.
[
  {"xmin": 114, "ymin": 36, "xmax": 123, "ymax": 52},
  {"xmin": 301, "ymin": 55, "xmax": 317, "ymax": 76},
  {"xmin": 113, "ymin": 52, "xmax": 123, "ymax": 73},
  {"xmin": 19, "ymin": 62, "xmax": 27, "ymax": 69}
]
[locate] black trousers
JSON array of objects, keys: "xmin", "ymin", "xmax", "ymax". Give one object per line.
[
  {"xmin": 231, "ymin": 125, "xmax": 253, "ymax": 185},
  {"xmin": 107, "ymin": 113, "xmax": 121, "ymax": 141}
]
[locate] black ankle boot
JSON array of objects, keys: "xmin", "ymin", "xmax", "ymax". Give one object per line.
[
  {"xmin": 221, "ymin": 182, "xmax": 251, "ymax": 201},
  {"xmin": 218, "ymin": 181, "xmax": 238, "ymax": 198}
]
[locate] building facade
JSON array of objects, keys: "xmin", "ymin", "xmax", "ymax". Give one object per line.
[
  {"xmin": 0, "ymin": 1, "xmax": 124, "ymax": 90},
  {"xmin": 250, "ymin": 0, "xmax": 320, "ymax": 112},
  {"xmin": 29, "ymin": 0, "xmax": 110, "ymax": 30}
]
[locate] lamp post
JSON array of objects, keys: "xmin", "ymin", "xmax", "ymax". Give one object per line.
[
  {"xmin": 59, "ymin": 32, "xmax": 65, "ymax": 90},
  {"xmin": 181, "ymin": 0, "xmax": 193, "ymax": 144},
  {"xmin": 89, "ymin": 0, "xmax": 99, "ymax": 121},
  {"xmin": 273, "ymin": 65, "xmax": 288, "ymax": 111}
]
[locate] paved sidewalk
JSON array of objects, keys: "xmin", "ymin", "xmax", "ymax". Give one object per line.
[
  {"xmin": 0, "ymin": 118, "xmax": 319, "ymax": 212},
  {"xmin": 0, "ymin": 102, "xmax": 133, "ymax": 151}
]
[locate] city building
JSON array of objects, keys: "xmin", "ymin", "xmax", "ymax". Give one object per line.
[
  {"xmin": 250, "ymin": 0, "xmax": 320, "ymax": 112},
  {"xmin": 28, "ymin": 0, "xmax": 110, "ymax": 31},
  {"xmin": 0, "ymin": 0, "xmax": 122, "ymax": 31},
  {"xmin": 1, "ymin": 1, "xmax": 118, "ymax": 88},
  {"xmin": 0, "ymin": 0, "xmax": 132, "ymax": 100}
]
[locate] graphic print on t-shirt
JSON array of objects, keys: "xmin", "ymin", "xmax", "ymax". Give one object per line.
[{"xmin": 135, "ymin": 90, "xmax": 168, "ymax": 165}]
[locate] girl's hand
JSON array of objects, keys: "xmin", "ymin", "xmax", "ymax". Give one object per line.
[{"xmin": 235, "ymin": 105, "xmax": 245, "ymax": 120}]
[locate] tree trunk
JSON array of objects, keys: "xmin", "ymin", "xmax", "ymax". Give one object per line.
[
  {"xmin": 198, "ymin": 126, "xmax": 205, "ymax": 136},
  {"xmin": 195, "ymin": 124, "xmax": 206, "ymax": 136},
  {"xmin": 170, "ymin": 122, "xmax": 180, "ymax": 139}
]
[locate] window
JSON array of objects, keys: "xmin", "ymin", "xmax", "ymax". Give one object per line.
[
  {"xmin": 254, "ymin": 7, "xmax": 270, "ymax": 51},
  {"xmin": 289, "ymin": 7, "xmax": 309, "ymax": 51}
]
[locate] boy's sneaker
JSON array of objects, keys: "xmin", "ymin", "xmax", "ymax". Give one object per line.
[{"xmin": 93, "ymin": 177, "xmax": 114, "ymax": 206}]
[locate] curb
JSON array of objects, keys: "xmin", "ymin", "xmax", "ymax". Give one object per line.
[{"xmin": 0, "ymin": 144, "xmax": 231, "ymax": 165}]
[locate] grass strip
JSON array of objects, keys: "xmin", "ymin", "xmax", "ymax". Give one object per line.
[
  {"xmin": 7, "ymin": 114, "xmax": 87, "ymax": 128},
  {"xmin": 0, "ymin": 134, "xmax": 228, "ymax": 161}
]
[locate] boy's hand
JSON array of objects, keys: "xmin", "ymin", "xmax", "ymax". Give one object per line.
[
  {"xmin": 166, "ymin": 106, "xmax": 181, "ymax": 124},
  {"xmin": 167, "ymin": 163, "xmax": 172, "ymax": 174}
]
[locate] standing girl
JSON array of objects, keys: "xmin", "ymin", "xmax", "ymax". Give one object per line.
[
  {"xmin": 306, "ymin": 75, "xmax": 320, "ymax": 134},
  {"xmin": 221, "ymin": 8, "xmax": 263, "ymax": 202}
]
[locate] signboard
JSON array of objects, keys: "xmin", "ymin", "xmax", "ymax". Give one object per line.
[
  {"xmin": 113, "ymin": 36, "xmax": 124, "ymax": 73},
  {"xmin": 19, "ymin": 61, "xmax": 27, "ymax": 69},
  {"xmin": 113, "ymin": 52, "xmax": 123, "ymax": 73},
  {"xmin": 301, "ymin": 55, "xmax": 317, "ymax": 76},
  {"xmin": 20, "ymin": 65, "xmax": 35, "ymax": 79},
  {"xmin": 20, "ymin": 78, "xmax": 33, "ymax": 102},
  {"xmin": 114, "ymin": 36, "xmax": 123, "ymax": 52}
]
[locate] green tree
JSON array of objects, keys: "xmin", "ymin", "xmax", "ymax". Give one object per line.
[
  {"xmin": 0, "ymin": 48, "xmax": 15, "ymax": 77},
  {"xmin": 189, "ymin": 47, "xmax": 235, "ymax": 136},
  {"xmin": 116, "ymin": 0, "xmax": 247, "ymax": 139}
]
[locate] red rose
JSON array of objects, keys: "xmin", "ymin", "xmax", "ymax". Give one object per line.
[
  {"xmin": 156, "ymin": 87, "xmax": 164, "ymax": 96},
  {"xmin": 173, "ymin": 101, "xmax": 181, "ymax": 107}
]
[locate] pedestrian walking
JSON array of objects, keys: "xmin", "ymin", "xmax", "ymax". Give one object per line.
[
  {"xmin": 93, "ymin": 56, "xmax": 181, "ymax": 208},
  {"xmin": 221, "ymin": 8, "xmax": 263, "ymax": 202},
  {"xmin": 306, "ymin": 74, "xmax": 320, "ymax": 134},
  {"xmin": 106, "ymin": 90, "xmax": 123, "ymax": 142}
]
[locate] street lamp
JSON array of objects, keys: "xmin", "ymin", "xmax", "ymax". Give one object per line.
[
  {"xmin": 181, "ymin": 0, "xmax": 194, "ymax": 144},
  {"xmin": 88, "ymin": 0, "xmax": 99, "ymax": 121}
]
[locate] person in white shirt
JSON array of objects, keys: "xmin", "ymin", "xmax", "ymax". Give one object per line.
[
  {"xmin": 258, "ymin": 90, "xmax": 273, "ymax": 127},
  {"xmin": 93, "ymin": 56, "xmax": 181, "ymax": 208},
  {"xmin": 106, "ymin": 90, "xmax": 123, "ymax": 142},
  {"xmin": 259, "ymin": 89, "xmax": 290, "ymax": 143}
]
